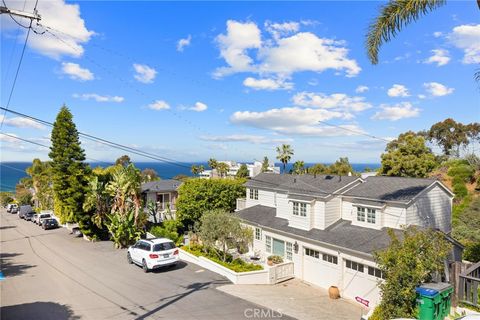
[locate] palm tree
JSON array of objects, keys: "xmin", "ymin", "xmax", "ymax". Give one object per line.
[
  {"xmin": 216, "ymin": 162, "xmax": 229, "ymax": 178},
  {"xmin": 292, "ymin": 160, "xmax": 306, "ymax": 175},
  {"xmin": 208, "ymin": 158, "xmax": 218, "ymax": 169},
  {"xmin": 276, "ymin": 144, "xmax": 294, "ymax": 174},
  {"xmin": 366, "ymin": 0, "xmax": 480, "ymax": 66}
]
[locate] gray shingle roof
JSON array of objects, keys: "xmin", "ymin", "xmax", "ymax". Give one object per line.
[
  {"xmin": 237, "ymin": 205, "xmax": 402, "ymax": 256},
  {"xmin": 246, "ymin": 173, "xmax": 360, "ymax": 197},
  {"xmin": 141, "ymin": 179, "xmax": 182, "ymax": 193},
  {"xmin": 343, "ymin": 176, "xmax": 438, "ymax": 204}
]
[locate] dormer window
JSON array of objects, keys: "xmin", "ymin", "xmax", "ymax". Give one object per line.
[
  {"xmin": 249, "ymin": 188, "xmax": 258, "ymax": 200},
  {"xmin": 357, "ymin": 207, "xmax": 376, "ymax": 224},
  {"xmin": 293, "ymin": 202, "xmax": 307, "ymax": 217}
]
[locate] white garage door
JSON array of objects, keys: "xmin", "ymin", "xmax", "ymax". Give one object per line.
[{"xmin": 302, "ymin": 247, "xmax": 340, "ymax": 289}]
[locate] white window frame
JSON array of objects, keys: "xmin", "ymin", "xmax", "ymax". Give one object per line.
[
  {"xmin": 346, "ymin": 259, "xmax": 364, "ymax": 272},
  {"xmin": 265, "ymin": 236, "xmax": 272, "ymax": 253},
  {"xmin": 255, "ymin": 227, "xmax": 262, "ymax": 240},
  {"xmin": 305, "ymin": 247, "xmax": 320, "ymax": 259},
  {"xmin": 322, "ymin": 253, "xmax": 338, "ymax": 265},
  {"xmin": 368, "ymin": 266, "xmax": 385, "ymax": 279},
  {"xmin": 293, "ymin": 202, "xmax": 307, "ymax": 217},
  {"xmin": 250, "ymin": 188, "xmax": 258, "ymax": 200},
  {"xmin": 286, "ymin": 242, "xmax": 293, "ymax": 261},
  {"xmin": 367, "ymin": 208, "xmax": 376, "ymax": 224},
  {"xmin": 356, "ymin": 207, "xmax": 366, "ymax": 222}
]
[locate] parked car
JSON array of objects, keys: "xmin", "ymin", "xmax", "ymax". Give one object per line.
[
  {"xmin": 11, "ymin": 206, "xmax": 19, "ymax": 214},
  {"xmin": 7, "ymin": 203, "xmax": 18, "ymax": 213},
  {"xmin": 127, "ymin": 238, "xmax": 179, "ymax": 272},
  {"xmin": 71, "ymin": 227, "xmax": 83, "ymax": 237},
  {"xmin": 31, "ymin": 213, "xmax": 38, "ymax": 222},
  {"xmin": 24, "ymin": 212, "xmax": 35, "ymax": 221},
  {"xmin": 35, "ymin": 213, "xmax": 52, "ymax": 226},
  {"xmin": 42, "ymin": 218, "xmax": 59, "ymax": 230},
  {"xmin": 18, "ymin": 205, "xmax": 33, "ymax": 219}
]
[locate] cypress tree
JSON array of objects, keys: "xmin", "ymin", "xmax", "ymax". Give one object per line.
[{"xmin": 49, "ymin": 106, "xmax": 90, "ymax": 230}]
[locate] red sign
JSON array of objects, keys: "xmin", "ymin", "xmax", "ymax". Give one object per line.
[{"xmin": 355, "ymin": 296, "xmax": 370, "ymax": 307}]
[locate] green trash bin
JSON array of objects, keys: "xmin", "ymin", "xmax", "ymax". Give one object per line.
[{"xmin": 416, "ymin": 282, "xmax": 453, "ymax": 320}]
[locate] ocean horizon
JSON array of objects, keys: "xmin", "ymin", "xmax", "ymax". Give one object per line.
[{"xmin": 0, "ymin": 161, "xmax": 380, "ymax": 192}]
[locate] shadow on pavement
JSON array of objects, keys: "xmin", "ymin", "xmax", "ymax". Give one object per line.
[
  {"xmin": 0, "ymin": 253, "xmax": 36, "ymax": 278},
  {"xmin": 0, "ymin": 302, "xmax": 80, "ymax": 320},
  {"xmin": 0, "ymin": 225, "xmax": 16, "ymax": 230},
  {"xmin": 150, "ymin": 260, "xmax": 187, "ymax": 273}
]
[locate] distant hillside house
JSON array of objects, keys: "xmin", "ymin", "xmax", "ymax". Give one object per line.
[
  {"xmin": 200, "ymin": 160, "xmax": 280, "ymax": 179},
  {"xmin": 236, "ymin": 173, "xmax": 460, "ymax": 309},
  {"xmin": 141, "ymin": 179, "xmax": 182, "ymax": 221}
]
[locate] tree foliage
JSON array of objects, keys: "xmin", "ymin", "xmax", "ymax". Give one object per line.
[
  {"xmin": 191, "ymin": 165, "xmax": 205, "ymax": 176},
  {"xmin": 261, "ymin": 156, "xmax": 270, "ymax": 173},
  {"xmin": 292, "ymin": 161, "xmax": 306, "ymax": 174},
  {"xmin": 115, "ymin": 155, "xmax": 131, "ymax": 167},
  {"xmin": 380, "ymin": 131, "xmax": 437, "ymax": 177},
  {"xmin": 276, "ymin": 144, "xmax": 294, "ymax": 174},
  {"xmin": 196, "ymin": 210, "xmax": 253, "ymax": 262},
  {"xmin": 140, "ymin": 168, "xmax": 160, "ymax": 183},
  {"xmin": 307, "ymin": 157, "xmax": 354, "ymax": 176},
  {"xmin": 371, "ymin": 226, "xmax": 451, "ymax": 320},
  {"xmin": 176, "ymin": 178, "xmax": 246, "ymax": 226},
  {"xmin": 427, "ymin": 118, "xmax": 469, "ymax": 156},
  {"xmin": 49, "ymin": 106, "xmax": 90, "ymax": 226},
  {"xmin": 216, "ymin": 162, "xmax": 230, "ymax": 178},
  {"xmin": 15, "ymin": 181, "xmax": 32, "ymax": 206},
  {"xmin": 26, "ymin": 159, "xmax": 53, "ymax": 210},
  {"xmin": 0, "ymin": 192, "xmax": 14, "ymax": 206},
  {"xmin": 236, "ymin": 164, "xmax": 249, "ymax": 178}
]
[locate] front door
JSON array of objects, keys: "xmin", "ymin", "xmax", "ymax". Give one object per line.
[{"xmin": 272, "ymin": 238, "xmax": 285, "ymax": 257}]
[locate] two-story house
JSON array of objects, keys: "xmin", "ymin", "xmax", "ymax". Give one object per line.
[
  {"xmin": 236, "ymin": 173, "xmax": 457, "ymax": 307},
  {"xmin": 141, "ymin": 179, "xmax": 181, "ymax": 221}
]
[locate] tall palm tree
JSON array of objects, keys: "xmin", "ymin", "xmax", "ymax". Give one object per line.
[
  {"xmin": 276, "ymin": 144, "xmax": 294, "ymax": 174},
  {"xmin": 208, "ymin": 158, "xmax": 218, "ymax": 169},
  {"xmin": 292, "ymin": 160, "xmax": 306, "ymax": 175}
]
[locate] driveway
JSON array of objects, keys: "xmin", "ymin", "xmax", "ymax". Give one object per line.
[
  {"xmin": 218, "ymin": 279, "xmax": 365, "ymax": 320},
  {"xmin": 0, "ymin": 209, "xmax": 293, "ymax": 319}
]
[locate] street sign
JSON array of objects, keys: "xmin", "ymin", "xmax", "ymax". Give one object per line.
[{"xmin": 355, "ymin": 296, "xmax": 370, "ymax": 307}]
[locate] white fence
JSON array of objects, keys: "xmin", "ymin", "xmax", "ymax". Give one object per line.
[{"xmin": 179, "ymin": 249, "xmax": 294, "ymax": 285}]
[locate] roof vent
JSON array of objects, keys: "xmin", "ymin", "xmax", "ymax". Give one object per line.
[{"xmin": 293, "ymin": 178, "xmax": 297, "ymax": 183}]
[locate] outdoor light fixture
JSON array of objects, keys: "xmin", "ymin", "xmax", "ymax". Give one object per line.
[{"xmin": 294, "ymin": 241, "xmax": 299, "ymax": 253}]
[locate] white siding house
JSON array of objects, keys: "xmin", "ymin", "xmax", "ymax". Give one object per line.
[{"xmin": 237, "ymin": 173, "xmax": 457, "ymax": 310}]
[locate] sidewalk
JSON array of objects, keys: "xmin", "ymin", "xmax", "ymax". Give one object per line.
[{"xmin": 217, "ymin": 279, "xmax": 365, "ymax": 320}]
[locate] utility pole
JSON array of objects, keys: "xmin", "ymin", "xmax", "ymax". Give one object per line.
[{"xmin": 0, "ymin": 5, "xmax": 41, "ymax": 21}]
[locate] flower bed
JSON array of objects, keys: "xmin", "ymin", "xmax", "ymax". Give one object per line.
[{"xmin": 182, "ymin": 245, "xmax": 263, "ymax": 272}]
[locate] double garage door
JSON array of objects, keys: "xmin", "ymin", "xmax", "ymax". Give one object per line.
[{"xmin": 302, "ymin": 247, "xmax": 340, "ymax": 289}]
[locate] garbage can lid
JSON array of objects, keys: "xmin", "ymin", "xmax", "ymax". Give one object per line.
[{"xmin": 416, "ymin": 282, "xmax": 452, "ymax": 297}]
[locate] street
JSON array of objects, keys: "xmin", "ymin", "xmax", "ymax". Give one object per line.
[{"xmin": 0, "ymin": 210, "xmax": 292, "ymax": 320}]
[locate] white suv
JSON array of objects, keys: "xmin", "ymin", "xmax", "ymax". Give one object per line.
[{"xmin": 127, "ymin": 238, "xmax": 179, "ymax": 272}]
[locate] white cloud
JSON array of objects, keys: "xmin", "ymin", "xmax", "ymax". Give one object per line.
[
  {"xmin": 0, "ymin": 133, "xmax": 19, "ymax": 143},
  {"xmin": 177, "ymin": 35, "xmax": 192, "ymax": 52},
  {"xmin": 418, "ymin": 94, "xmax": 427, "ymax": 99},
  {"xmin": 0, "ymin": 115, "xmax": 46, "ymax": 130},
  {"xmin": 387, "ymin": 84, "xmax": 410, "ymax": 97},
  {"xmin": 355, "ymin": 85, "xmax": 369, "ymax": 93},
  {"xmin": 200, "ymin": 134, "xmax": 293, "ymax": 144},
  {"xmin": 423, "ymin": 82, "xmax": 454, "ymax": 96},
  {"xmin": 292, "ymin": 92, "xmax": 372, "ymax": 112},
  {"xmin": 189, "ymin": 102, "xmax": 208, "ymax": 112},
  {"xmin": 243, "ymin": 77, "xmax": 293, "ymax": 91},
  {"xmin": 148, "ymin": 100, "xmax": 170, "ymax": 110},
  {"xmin": 133, "ymin": 63, "xmax": 157, "ymax": 83},
  {"xmin": 424, "ymin": 49, "xmax": 450, "ymax": 66},
  {"xmin": 230, "ymin": 107, "xmax": 362, "ymax": 136},
  {"xmin": 433, "ymin": 31, "xmax": 443, "ymax": 38},
  {"xmin": 0, "ymin": 0, "xmax": 94, "ymax": 59},
  {"xmin": 73, "ymin": 93, "xmax": 124, "ymax": 103},
  {"xmin": 449, "ymin": 24, "xmax": 480, "ymax": 64},
  {"xmin": 61, "ymin": 62, "xmax": 94, "ymax": 81},
  {"xmin": 264, "ymin": 21, "xmax": 300, "ymax": 39},
  {"xmin": 214, "ymin": 20, "xmax": 360, "ymax": 79},
  {"xmin": 372, "ymin": 102, "xmax": 420, "ymax": 121}
]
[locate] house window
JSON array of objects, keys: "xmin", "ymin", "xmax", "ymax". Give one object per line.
[
  {"xmin": 249, "ymin": 188, "xmax": 258, "ymax": 200},
  {"xmin": 368, "ymin": 266, "xmax": 385, "ymax": 279},
  {"xmin": 357, "ymin": 207, "xmax": 365, "ymax": 222},
  {"xmin": 367, "ymin": 208, "xmax": 376, "ymax": 224},
  {"xmin": 293, "ymin": 202, "xmax": 307, "ymax": 217},
  {"xmin": 346, "ymin": 260, "xmax": 364, "ymax": 272},
  {"xmin": 266, "ymin": 236, "xmax": 272, "ymax": 253},
  {"xmin": 305, "ymin": 248, "xmax": 320, "ymax": 259},
  {"xmin": 286, "ymin": 242, "xmax": 293, "ymax": 261},
  {"xmin": 255, "ymin": 227, "xmax": 262, "ymax": 241},
  {"xmin": 322, "ymin": 253, "xmax": 338, "ymax": 265}
]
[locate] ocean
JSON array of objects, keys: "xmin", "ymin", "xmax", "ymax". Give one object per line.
[{"xmin": 0, "ymin": 161, "xmax": 380, "ymax": 192}]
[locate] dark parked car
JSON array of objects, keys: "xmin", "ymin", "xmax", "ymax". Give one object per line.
[
  {"xmin": 42, "ymin": 218, "xmax": 59, "ymax": 230},
  {"xmin": 24, "ymin": 212, "xmax": 35, "ymax": 221},
  {"xmin": 71, "ymin": 227, "xmax": 83, "ymax": 237}
]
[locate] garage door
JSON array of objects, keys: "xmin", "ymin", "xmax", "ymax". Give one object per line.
[{"xmin": 302, "ymin": 247, "xmax": 340, "ymax": 289}]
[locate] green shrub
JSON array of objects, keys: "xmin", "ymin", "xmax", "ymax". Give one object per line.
[
  {"xmin": 453, "ymin": 182, "xmax": 468, "ymax": 199},
  {"xmin": 267, "ymin": 255, "xmax": 284, "ymax": 264},
  {"xmin": 463, "ymin": 242, "xmax": 480, "ymax": 263},
  {"xmin": 448, "ymin": 164, "xmax": 475, "ymax": 183},
  {"xmin": 181, "ymin": 244, "xmax": 263, "ymax": 272},
  {"xmin": 149, "ymin": 220, "xmax": 183, "ymax": 245}
]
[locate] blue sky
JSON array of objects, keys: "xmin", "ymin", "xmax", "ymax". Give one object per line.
[{"xmin": 1, "ymin": 1, "xmax": 479, "ymax": 164}]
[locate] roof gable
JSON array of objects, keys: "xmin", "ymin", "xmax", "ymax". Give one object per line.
[{"xmin": 141, "ymin": 179, "xmax": 182, "ymax": 193}]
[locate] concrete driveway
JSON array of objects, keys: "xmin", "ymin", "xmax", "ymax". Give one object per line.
[
  {"xmin": 0, "ymin": 209, "xmax": 293, "ymax": 320},
  {"xmin": 218, "ymin": 279, "xmax": 365, "ymax": 320}
]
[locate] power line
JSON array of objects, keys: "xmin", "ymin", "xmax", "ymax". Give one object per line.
[
  {"xmin": 317, "ymin": 120, "xmax": 391, "ymax": 143},
  {"xmin": 0, "ymin": 107, "xmax": 192, "ymax": 169},
  {"xmin": 0, "ymin": 0, "xmax": 38, "ymax": 131}
]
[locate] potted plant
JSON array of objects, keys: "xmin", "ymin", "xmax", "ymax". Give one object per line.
[{"xmin": 267, "ymin": 255, "xmax": 283, "ymax": 266}]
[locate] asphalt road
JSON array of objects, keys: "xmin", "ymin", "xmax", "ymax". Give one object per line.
[{"xmin": 0, "ymin": 209, "xmax": 293, "ymax": 320}]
